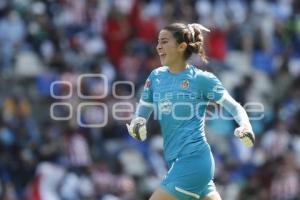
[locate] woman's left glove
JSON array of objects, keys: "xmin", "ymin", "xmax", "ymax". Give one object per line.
[{"xmin": 234, "ymin": 126, "xmax": 255, "ymax": 148}]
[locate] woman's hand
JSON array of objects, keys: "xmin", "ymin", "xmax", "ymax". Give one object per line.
[
  {"xmin": 234, "ymin": 126, "xmax": 255, "ymax": 148},
  {"xmin": 126, "ymin": 117, "xmax": 147, "ymax": 141}
]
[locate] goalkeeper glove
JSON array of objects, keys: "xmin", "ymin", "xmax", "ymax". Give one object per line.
[
  {"xmin": 126, "ymin": 117, "xmax": 147, "ymax": 141},
  {"xmin": 234, "ymin": 126, "xmax": 255, "ymax": 148}
]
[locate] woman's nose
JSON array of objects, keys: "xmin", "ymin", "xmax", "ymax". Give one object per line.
[{"xmin": 157, "ymin": 43, "xmax": 162, "ymax": 50}]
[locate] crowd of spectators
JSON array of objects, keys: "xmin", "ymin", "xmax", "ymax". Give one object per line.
[{"xmin": 0, "ymin": 0, "xmax": 300, "ymax": 199}]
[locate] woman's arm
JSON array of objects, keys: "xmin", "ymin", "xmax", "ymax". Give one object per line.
[
  {"xmin": 217, "ymin": 91, "xmax": 255, "ymax": 147},
  {"xmin": 136, "ymin": 99, "xmax": 154, "ymax": 120},
  {"xmin": 126, "ymin": 100, "xmax": 154, "ymax": 141},
  {"xmin": 126, "ymin": 72, "xmax": 155, "ymax": 141}
]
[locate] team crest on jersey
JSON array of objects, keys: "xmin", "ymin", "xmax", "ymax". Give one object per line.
[
  {"xmin": 144, "ymin": 79, "xmax": 150, "ymax": 90},
  {"xmin": 181, "ymin": 80, "xmax": 189, "ymax": 89}
]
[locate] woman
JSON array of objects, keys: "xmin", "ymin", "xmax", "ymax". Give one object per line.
[{"xmin": 127, "ymin": 23, "xmax": 255, "ymax": 200}]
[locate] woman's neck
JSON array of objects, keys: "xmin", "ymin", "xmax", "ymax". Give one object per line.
[{"xmin": 168, "ymin": 60, "xmax": 187, "ymax": 74}]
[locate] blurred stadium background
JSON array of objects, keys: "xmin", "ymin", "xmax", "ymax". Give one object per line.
[{"xmin": 0, "ymin": 0, "xmax": 300, "ymax": 199}]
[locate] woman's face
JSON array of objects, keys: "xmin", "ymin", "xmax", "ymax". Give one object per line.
[{"xmin": 156, "ymin": 30, "xmax": 185, "ymax": 66}]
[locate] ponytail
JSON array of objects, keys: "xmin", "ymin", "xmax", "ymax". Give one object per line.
[
  {"xmin": 163, "ymin": 23, "xmax": 210, "ymax": 63},
  {"xmin": 186, "ymin": 23, "xmax": 210, "ymax": 63}
]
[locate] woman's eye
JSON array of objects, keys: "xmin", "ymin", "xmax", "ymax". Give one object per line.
[{"xmin": 157, "ymin": 40, "xmax": 168, "ymax": 45}]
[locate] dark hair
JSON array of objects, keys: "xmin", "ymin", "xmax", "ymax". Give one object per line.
[{"xmin": 163, "ymin": 23, "xmax": 210, "ymax": 63}]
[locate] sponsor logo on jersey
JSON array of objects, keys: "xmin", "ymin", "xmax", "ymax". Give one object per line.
[{"xmin": 159, "ymin": 99, "xmax": 172, "ymax": 114}]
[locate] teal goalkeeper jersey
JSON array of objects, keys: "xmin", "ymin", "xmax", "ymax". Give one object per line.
[{"xmin": 137, "ymin": 65, "xmax": 226, "ymax": 162}]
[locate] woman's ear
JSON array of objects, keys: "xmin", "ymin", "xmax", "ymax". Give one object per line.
[{"xmin": 177, "ymin": 42, "xmax": 187, "ymax": 52}]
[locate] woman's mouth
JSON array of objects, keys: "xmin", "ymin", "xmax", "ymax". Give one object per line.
[{"xmin": 159, "ymin": 53, "xmax": 166, "ymax": 59}]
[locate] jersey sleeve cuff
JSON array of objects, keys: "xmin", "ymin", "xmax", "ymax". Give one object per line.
[
  {"xmin": 215, "ymin": 92, "xmax": 226, "ymax": 104},
  {"xmin": 140, "ymin": 99, "xmax": 154, "ymax": 107}
]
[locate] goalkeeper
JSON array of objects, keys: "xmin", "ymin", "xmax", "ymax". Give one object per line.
[{"xmin": 127, "ymin": 23, "xmax": 255, "ymax": 200}]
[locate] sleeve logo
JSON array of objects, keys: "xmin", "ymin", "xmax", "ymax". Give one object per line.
[{"xmin": 144, "ymin": 79, "xmax": 150, "ymax": 90}]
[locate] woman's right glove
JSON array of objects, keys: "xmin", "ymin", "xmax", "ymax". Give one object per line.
[{"xmin": 126, "ymin": 117, "xmax": 147, "ymax": 141}]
